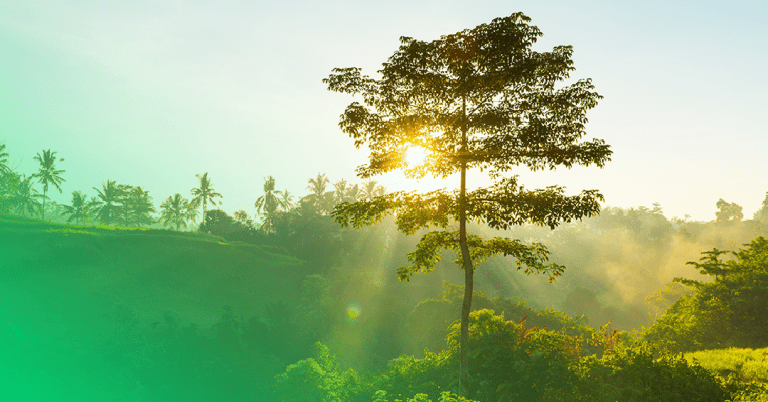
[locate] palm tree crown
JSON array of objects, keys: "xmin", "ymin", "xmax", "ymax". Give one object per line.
[
  {"xmin": 190, "ymin": 172, "xmax": 222, "ymax": 218},
  {"xmin": 361, "ymin": 180, "xmax": 386, "ymax": 200},
  {"xmin": 276, "ymin": 190, "xmax": 295, "ymax": 211},
  {"xmin": 304, "ymin": 173, "xmax": 334, "ymax": 214},
  {"xmin": 32, "ymin": 149, "xmax": 65, "ymax": 220},
  {"xmin": 254, "ymin": 176, "xmax": 286, "ymax": 232},
  {"xmin": 61, "ymin": 191, "xmax": 95, "ymax": 225},
  {"xmin": 92, "ymin": 180, "xmax": 123, "ymax": 225},
  {"xmin": 160, "ymin": 193, "xmax": 198, "ymax": 231}
]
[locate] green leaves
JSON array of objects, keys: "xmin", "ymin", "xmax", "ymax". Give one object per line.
[
  {"xmin": 333, "ymin": 178, "xmax": 604, "ymax": 234},
  {"xmin": 32, "ymin": 149, "xmax": 65, "ymax": 194},
  {"xmin": 468, "ymin": 176, "xmax": 604, "ymax": 230},
  {"xmin": 325, "ymin": 14, "xmax": 611, "ymax": 180},
  {"xmin": 396, "ymin": 230, "xmax": 562, "ymax": 283},
  {"xmin": 649, "ymin": 237, "xmax": 768, "ymax": 351}
]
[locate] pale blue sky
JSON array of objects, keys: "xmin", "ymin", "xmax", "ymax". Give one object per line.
[{"xmin": 2, "ymin": 1, "xmax": 766, "ymax": 221}]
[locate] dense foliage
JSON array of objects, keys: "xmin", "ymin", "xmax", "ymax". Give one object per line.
[{"xmin": 644, "ymin": 237, "xmax": 768, "ymax": 352}]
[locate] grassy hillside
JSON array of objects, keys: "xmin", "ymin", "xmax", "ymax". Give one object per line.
[{"xmin": 0, "ymin": 214, "xmax": 306, "ymax": 327}]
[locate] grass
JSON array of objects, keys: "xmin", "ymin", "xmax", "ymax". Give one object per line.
[
  {"xmin": 684, "ymin": 347, "xmax": 768, "ymax": 383},
  {"xmin": 0, "ymin": 213, "xmax": 308, "ymax": 327}
]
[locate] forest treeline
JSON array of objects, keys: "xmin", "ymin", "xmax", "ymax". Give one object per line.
[{"xmin": 3, "ymin": 142, "xmax": 768, "ymax": 401}]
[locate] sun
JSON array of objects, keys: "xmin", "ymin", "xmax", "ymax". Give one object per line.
[{"xmin": 405, "ymin": 146, "xmax": 428, "ymax": 167}]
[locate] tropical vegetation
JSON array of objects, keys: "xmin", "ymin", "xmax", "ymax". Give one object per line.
[{"xmin": 32, "ymin": 149, "xmax": 65, "ymax": 220}]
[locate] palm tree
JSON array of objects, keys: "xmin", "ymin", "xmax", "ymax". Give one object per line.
[
  {"xmin": 0, "ymin": 143, "xmax": 9, "ymax": 175},
  {"xmin": 190, "ymin": 172, "xmax": 223, "ymax": 218},
  {"xmin": 121, "ymin": 186, "xmax": 156, "ymax": 227},
  {"xmin": 0, "ymin": 170, "xmax": 20, "ymax": 214},
  {"xmin": 92, "ymin": 180, "xmax": 124, "ymax": 225},
  {"xmin": 32, "ymin": 149, "xmax": 65, "ymax": 220},
  {"xmin": 160, "ymin": 193, "xmax": 198, "ymax": 231},
  {"xmin": 61, "ymin": 191, "xmax": 95, "ymax": 225},
  {"xmin": 305, "ymin": 173, "xmax": 334, "ymax": 214},
  {"xmin": 13, "ymin": 175, "xmax": 43, "ymax": 217},
  {"xmin": 254, "ymin": 176, "xmax": 285, "ymax": 232},
  {"xmin": 361, "ymin": 180, "xmax": 386, "ymax": 200},
  {"xmin": 307, "ymin": 173, "xmax": 330, "ymax": 198},
  {"xmin": 333, "ymin": 179, "xmax": 349, "ymax": 204},
  {"xmin": 276, "ymin": 190, "xmax": 295, "ymax": 211}
]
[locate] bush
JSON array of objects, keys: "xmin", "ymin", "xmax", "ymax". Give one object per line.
[{"xmin": 576, "ymin": 343, "xmax": 729, "ymax": 402}]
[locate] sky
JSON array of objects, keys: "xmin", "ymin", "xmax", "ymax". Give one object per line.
[{"xmin": 1, "ymin": 0, "xmax": 767, "ymax": 222}]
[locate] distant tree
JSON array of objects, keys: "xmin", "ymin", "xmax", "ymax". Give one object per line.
[
  {"xmin": 345, "ymin": 184, "xmax": 361, "ymax": 203},
  {"xmin": 12, "ymin": 174, "xmax": 43, "ymax": 217},
  {"xmin": 753, "ymin": 192, "xmax": 768, "ymax": 224},
  {"xmin": 0, "ymin": 170, "xmax": 21, "ymax": 214},
  {"xmin": 333, "ymin": 180, "xmax": 362, "ymax": 203},
  {"xmin": 200, "ymin": 209, "xmax": 256, "ymax": 241},
  {"xmin": 160, "ymin": 193, "xmax": 197, "ymax": 230},
  {"xmin": 276, "ymin": 190, "xmax": 295, "ymax": 211},
  {"xmin": 333, "ymin": 179, "xmax": 349, "ymax": 204},
  {"xmin": 305, "ymin": 173, "xmax": 334, "ymax": 214},
  {"xmin": 233, "ymin": 209, "xmax": 250, "ymax": 223},
  {"xmin": 254, "ymin": 176, "xmax": 285, "ymax": 233},
  {"xmin": 32, "ymin": 149, "xmax": 65, "ymax": 220},
  {"xmin": 160, "ymin": 193, "xmax": 198, "ymax": 231},
  {"xmin": 325, "ymin": 13, "xmax": 610, "ymax": 394},
  {"xmin": 715, "ymin": 198, "xmax": 743, "ymax": 222},
  {"xmin": 92, "ymin": 180, "xmax": 124, "ymax": 225},
  {"xmin": 361, "ymin": 180, "xmax": 386, "ymax": 201},
  {"xmin": 120, "ymin": 186, "xmax": 156, "ymax": 227},
  {"xmin": 61, "ymin": 191, "xmax": 95, "ymax": 225},
  {"xmin": 191, "ymin": 172, "xmax": 223, "ymax": 218},
  {"xmin": 0, "ymin": 143, "xmax": 9, "ymax": 174}
]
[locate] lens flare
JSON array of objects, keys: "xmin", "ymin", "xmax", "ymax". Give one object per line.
[{"xmin": 346, "ymin": 302, "xmax": 362, "ymax": 323}]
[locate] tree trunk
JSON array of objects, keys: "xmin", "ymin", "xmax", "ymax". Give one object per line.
[
  {"xmin": 41, "ymin": 188, "xmax": 47, "ymax": 220},
  {"xmin": 458, "ymin": 96, "xmax": 473, "ymax": 397}
]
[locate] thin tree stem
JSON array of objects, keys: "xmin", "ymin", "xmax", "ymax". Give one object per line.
[{"xmin": 458, "ymin": 95, "xmax": 474, "ymax": 397}]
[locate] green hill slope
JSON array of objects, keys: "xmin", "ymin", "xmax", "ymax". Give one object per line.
[{"xmin": 0, "ymin": 214, "xmax": 305, "ymax": 328}]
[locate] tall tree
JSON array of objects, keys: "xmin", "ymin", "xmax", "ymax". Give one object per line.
[
  {"xmin": 92, "ymin": 180, "xmax": 124, "ymax": 225},
  {"xmin": 120, "ymin": 186, "xmax": 156, "ymax": 227},
  {"xmin": 345, "ymin": 183, "xmax": 361, "ymax": 203},
  {"xmin": 360, "ymin": 180, "xmax": 386, "ymax": 201},
  {"xmin": 332, "ymin": 179, "xmax": 349, "ymax": 204},
  {"xmin": 325, "ymin": 13, "xmax": 610, "ymax": 396},
  {"xmin": 32, "ymin": 149, "xmax": 65, "ymax": 220},
  {"xmin": 12, "ymin": 174, "xmax": 43, "ymax": 217},
  {"xmin": 276, "ymin": 190, "xmax": 295, "ymax": 211},
  {"xmin": 61, "ymin": 191, "xmax": 95, "ymax": 225},
  {"xmin": 191, "ymin": 172, "xmax": 223, "ymax": 218},
  {"xmin": 159, "ymin": 193, "xmax": 198, "ymax": 231},
  {"xmin": 305, "ymin": 173, "xmax": 334, "ymax": 214},
  {"xmin": 715, "ymin": 198, "xmax": 743, "ymax": 222},
  {"xmin": 254, "ymin": 176, "xmax": 285, "ymax": 233}
]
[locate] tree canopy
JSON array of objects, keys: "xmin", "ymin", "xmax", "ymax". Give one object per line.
[{"xmin": 325, "ymin": 13, "xmax": 611, "ymax": 395}]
